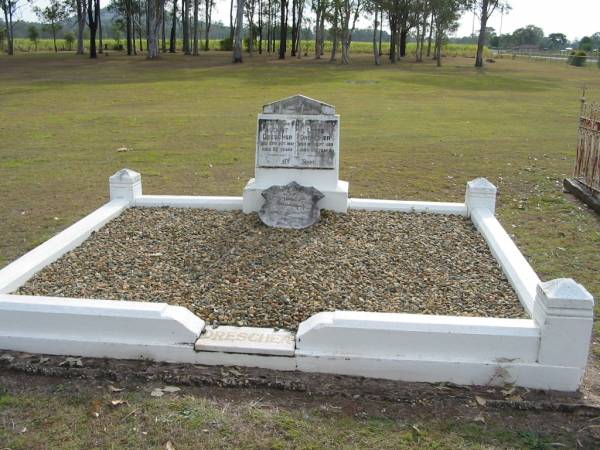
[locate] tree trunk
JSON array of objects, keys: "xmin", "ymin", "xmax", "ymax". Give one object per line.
[
  {"xmin": 278, "ymin": 0, "xmax": 287, "ymax": 59},
  {"xmin": 399, "ymin": 27, "xmax": 407, "ymax": 57},
  {"xmin": 229, "ymin": 0, "xmax": 235, "ymax": 41},
  {"xmin": 290, "ymin": 0, "xmax": 296, "ymax": 56},
  {"xmin": 204, "ymin": 0, "xmax": 212, "ymax": 51},
  {"xmin": 161, "ymin": 3, "xmax": 166, "ymax": 52},
  {"xmin": 389, "ymin": 16, "xmax": 396, "ymax": 63},
  {"xmin": 295, "ymin": 1, "xmax": 302, "ymax": 58},
  {"xmin": 314, "ymin": 7, "xmax": 320, "ymax": 59},
  {"xmin": 169, "ymin": 0, "xmax": 177, "ymax": 52},
  {"xmin": 232, "ymin": 0, "xmax": 244, "ymax": 62},
  {"xmin": 98, "ymin": 10, "xmax": 103, "ymax": 53},
  {"xmin": 329, "ymin": 14, "xmax": 338, "ymax": 63},
  {"xmin": 76, "ymin": 0, "xmax": 85, "ymax": 54},
  {"xmin": 126, "ymin": 6, "xmax": 133, "ymax": 55},
  {"xmin": 372, "ymin": 8, "xmax": 380, "ymax": 65},
  {"xmin": 147, "ymin": 0, "xmax": 164, "ymax": 58},
  {"xmin": 378, "ymin": 8, "xmax": 382, "ymax": 56},
  {"xmin": 52, "ymin": 24, "xmax": 58, "ymax": 52},
  {"xmin": 5, "ymin": 3, "xmax": 14, "ymax": 55},
  {"xmin": 426, "ymin": 13, "xmax": 434, "ymax": 57},
  {"xmin": 88, "ymin": 0, "xmax": 99, "ymax": 58},
  {"xmin": 475, "ymin": 0, "xmax": 489, "ymax": 67},
  {"xmin": 192, "ymin": 0, "xmax": 199, "ymax": 55},
  {"xmin": 182, "ymin": 0, "xmax": 190, "ymax": 54},
  {"xmin": 258, "ymin": 0, "xmax": 263, "ymax": 53},
  {"xmin": 436, "ymin": 29, "xmax": 442, "ymax": 67}
]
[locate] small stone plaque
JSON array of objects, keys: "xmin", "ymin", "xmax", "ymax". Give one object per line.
[{"xmin": 259, "ymin": 182, "xmax": 324, "ymax": 229}]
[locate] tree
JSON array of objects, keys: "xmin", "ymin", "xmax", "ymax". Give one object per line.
[
  {"xmin": 75, "ymin": 0, "xmax": 86, "ymax": 54},
  {"xmin": 192, "ymin": 0, "xmax": 199, "ymax": 55},
  {"xmin": 548, "ymin": 32, "xmax": 567, "ymax": 50},
  {"xmin": 204, "ymin": 0, "xmax": 214, "ymax": 50},
  {"xmin": 64, "ymin": 31, "xmax": 75, "ymax": 50},
  {"xmin": 0, "ymin": 0, "xmax": 18, "ymax": 55},
  {"xmin": 27, "ymin": 25, "xmax": 39, "ymax": 51},
  {"xmin": 473, "ymin": 0, "xmax": 508, "ymax": 67},
  {"xmin": 511, "ymin": 25, "xmax": 543, "ymax": 46},
  {"xmin": 579, "ymin": 36, "xmax": 593, "ymax": 52},
  {"xmin": 339, "ymin": 0, "xmax": 363, "ymax": 64},
  {"xmin": 87, "ymin": 0, "xmax": 100, "ymax": 58},
  {"xmin": 370, "ymin": 1, "xmax": 380, "ymax": 65},
  {"xmin": 233, "ymin": 0, "xmax": 244, "ymax": 61},
  {"xmin": 430, "ymin": 0, "xmax": 464, "ymax": 67},
  {"xmin": 35, "ymin": 0, "xmax": 69, "ymax": 53},
  {"xmin": 147, "ymin": 0, "xmax": 165, "ymax": 58},
  {"xmin": 169, "ymin": 0, "xmax": 177, "ymax": 52},
  {"xmin": 278, "ymin": 0, "xmax": 288, "ymax": 59}
]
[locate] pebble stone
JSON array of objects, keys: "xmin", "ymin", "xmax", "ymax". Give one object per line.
[{"xmin": 16, "ymin": 208, "xmax": 526, "ymax": 330}]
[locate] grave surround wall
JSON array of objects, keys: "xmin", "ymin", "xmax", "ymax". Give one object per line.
[{"xmin": 0, "ymin": 169, "xmax": 594, "ymax": 391}]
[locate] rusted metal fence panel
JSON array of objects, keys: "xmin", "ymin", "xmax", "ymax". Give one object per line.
[{"xmin": 575, "ymin": 101, "xmax": 600, "ymax": 193}]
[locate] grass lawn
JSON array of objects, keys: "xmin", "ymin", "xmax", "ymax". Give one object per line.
[{"xmin": 1, "ymin": 51, "xmax": 600, "ymax": 447}]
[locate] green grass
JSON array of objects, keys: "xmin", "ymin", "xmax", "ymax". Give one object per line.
[{"xmin": 0, "ymin": 380, "xmax": 590, "ymax": 448}]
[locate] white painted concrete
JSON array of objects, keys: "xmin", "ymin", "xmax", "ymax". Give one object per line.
[
  {"xmin": 295, "ymin": 354, "xmax": 584, "ymax": 391},
  {"xmin": 533, "ymin": 279, "xmax": 594, "ymax": 370},
  {"xmin": 134, "ymin": 195, "xmax": 243, "ymax": 210},
  {"xmin": 0, "ymin": 199, "xmax": 129, "ymax": 293},
  {"xmin": 348, "ymin": 198, "xmax": 467, "ymax": 215},
  {"xmin": 296, "ymin": 311, "xmax": 539, "ymax": 363},
  {"xmin": 471, "ymin": 208, "xmax": 540, "ymax": 315},
  {"xmin": 195, "ymin": 326, "xmax": 296, "ymax": 356},
  {"xmin": 0, "ymin": 294, "xmax": 204, "ymax": 359},
  {"xmin": 466, "ymin": 177, "xmax": 497, "ymax": 215},
  {"xmin": 243, "ymin": 178, "xmax": 348, "ymax": 213},
  {"xmin": 109, "ymin": 168, "xmax": 142, "ymax": 202}
]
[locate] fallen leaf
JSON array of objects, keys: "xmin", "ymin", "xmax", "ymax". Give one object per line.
[
  {"xmin": 109, "ymin": 386, "xmax": 125, "ymax": 393},
  {"xmin": 37, "ymin": 357, "xmax": 50, "ymax": 365},
  {"xmin": 150, "ymin": 389, "xmax": 164, "ymax": 397},
  {"xmin": 111, "ymin": 399, "xmax": 127, "ymax": 407},
  {"xmin": 59, "ymin": 357, "xmax": 83, "ymax": 368},
  {"xmin": 165, "ymin": 441, "xmax": 176, "ymax": 450},
  {"xmin": 162, "ymin": 386, "xmax": 181, "ymax": 394},
  {"xmin": 508, "ymin": 394, "xmax": 523, "ymax": 402},
  {"xmin": 473, "ymin": 414, "xmax": 486, "ymax": 424},
  {"xmin": 475, "ymin": 396, "xmax": 487, "ymax": 407}
]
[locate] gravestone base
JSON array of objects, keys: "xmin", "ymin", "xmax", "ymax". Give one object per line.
[{"xmin": 243, "ymin": 178, "xmax": 349, "ymax": 214}]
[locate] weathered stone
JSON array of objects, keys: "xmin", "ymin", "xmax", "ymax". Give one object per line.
[{"xmin": 258, "ymin": 182, "xmax": 324, "ymax": 229}]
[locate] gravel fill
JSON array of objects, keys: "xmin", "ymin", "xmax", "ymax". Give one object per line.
[{"xmin": 17, "ymin": 208, "xmax": 526, "ymax": 330}]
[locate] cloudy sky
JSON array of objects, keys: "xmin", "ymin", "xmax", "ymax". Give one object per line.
[{"xmin": 16, "ymin": 0, "xmax": 600, "ymax": 42}]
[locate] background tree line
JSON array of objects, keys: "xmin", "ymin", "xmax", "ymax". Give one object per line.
[{"xmin": 3, "ymin": 0, "xmax": 595, "ymax": 66}]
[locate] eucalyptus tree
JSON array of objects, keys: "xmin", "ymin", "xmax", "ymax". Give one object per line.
[
  {"xmin": 147, "ymin": 0, "xmax": 165, "ymax": 57},
  {"xmin": 430, "ymin": 0, "xmax": 464, "ymax": 66},
  {"xmin": 169, "ymin": 0, "xmax": 177, "ymax": 51},
  {"xmin": 245, "ymin": 0, "xmax": 257, "ymax": 54},
  {"xmin": 278, "ymin": 0, "xmax": 288, "ymax": 58},
  {"xmin": 203, "ymin": 0, "xmax": 214, "ymax": 50},
  {"xmin": 192, "ymin": 0, "xmax": 199, "ymax": 55},
  {"xmin": 74, "ymin": 0, "xmax": 86, "ymax": 53},
  {"xmin": 311, "ymin": 0, "xmax": 328, "ymax": 58},
  {"xmin": 34, "ymin": 0, "xmax": 69, "ymax": 52},
  {"xmin": 232, "ymin": 0, "xmax": 244, "ymax": 61},
  {"xmin": 87, "ymin": 0, "xmax": 100, "ymax": 58},
  {"xmin": 0, "ymin": 0, "xmax": 18, "ymax": 55},
  {"xmin": 368, "ymin": 0, "xmax": 380, "ymax": 64},
  {"xmin": 472, "ymin": 0, "xmax": 509, "ymax": 67},
  {"xmin": 339, "ymin": 0, "xmax": 363, "ymax": 64}
]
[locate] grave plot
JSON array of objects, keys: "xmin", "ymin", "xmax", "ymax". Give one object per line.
[
  {"xmin": 0, "ymin": 95, "xmax": 594, "ymax": 391},
  {"xmin": 16, "ymin": 208, "xmax": 526, "ymax": 331}
]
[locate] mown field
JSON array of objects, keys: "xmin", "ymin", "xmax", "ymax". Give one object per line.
[{"xmin": 1, "ymin": 51, "xmax": 600, "ymax": 447}]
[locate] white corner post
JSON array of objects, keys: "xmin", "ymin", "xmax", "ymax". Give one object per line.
[
  {"xmin": 533, "ymin": 279, "xmax": 595, "ymax": 373},
  {"xmin": 109, "ymin": 168, "xmax": 142, "ymax": 203},
  {"xmin": 465, "ymin": 177, "xmax": 497, "ymax": 215}
]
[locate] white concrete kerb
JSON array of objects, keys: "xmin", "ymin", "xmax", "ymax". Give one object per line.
[{"xmin": 0, "ymin": 168, "xmax": 595, "ymax": 391}]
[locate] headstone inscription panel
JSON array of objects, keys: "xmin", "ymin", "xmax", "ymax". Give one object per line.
[
  {"xmin": 257, "ymin": 118, "xmax": 337, "ymax": 169},
  {"xmin": 259, "ymin": 182, "xmax": 324, "ymax": 229}
]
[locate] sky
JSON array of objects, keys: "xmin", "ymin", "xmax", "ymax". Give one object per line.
[{"xmin": 14, "ymin": 0, "xmax": 600, "ymax": 42}]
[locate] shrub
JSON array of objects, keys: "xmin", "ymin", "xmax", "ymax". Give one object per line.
[
  {"xmin": 63, "ymin": 32, "xmax": 75, "ymax": 51},
  {"xmin": 219, "ymin": 38, "xmax": 232, "ymax": 51},
  {"xmin": 568, "ymin": 50, "xmax": 587, "ymax": 67}
]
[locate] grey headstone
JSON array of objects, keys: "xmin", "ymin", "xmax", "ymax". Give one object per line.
[
  {"xmin": 262, "ymin": 94, "xmax": 335, "ymax": 115},
  {"xmin": 259, "ymin": 182, "xmax": 324, "ymax": 229}
]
